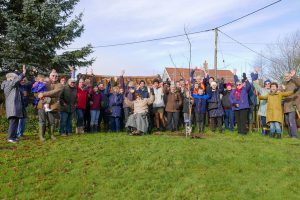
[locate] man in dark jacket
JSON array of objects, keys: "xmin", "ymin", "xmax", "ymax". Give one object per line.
[
  {"xmin": 59, "ymin": 79, "xmax": 77, "ymax": 136},
  {"xmin": 1, "ymin": 65, "xmax": 26, "ymax": 143},
  {"xmin": 136, "ymin": 80, "xmax": 149, "ymax": 98},
  {"xmin": 98, "ymin": 81, "xmax": 109, "ymax": 132}
]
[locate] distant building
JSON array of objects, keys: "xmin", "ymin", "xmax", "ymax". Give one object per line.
[{"xmin": 162, "ymin": 67, "xmax": 235, "ymax": 83}]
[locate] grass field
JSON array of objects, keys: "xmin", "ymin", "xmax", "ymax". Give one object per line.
[{"xmin": 1, "ymin": 131, "xmax": 300, "ymax": 199}]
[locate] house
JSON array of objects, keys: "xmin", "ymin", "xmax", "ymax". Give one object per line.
[{"xmin": 162, "ymin": 67, "xmax": 235, "ymax": 83}]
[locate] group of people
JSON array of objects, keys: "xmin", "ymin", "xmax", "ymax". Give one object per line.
[{"xmin": 1, "ymin": 64, "xmax": 299, "ymax": 143}]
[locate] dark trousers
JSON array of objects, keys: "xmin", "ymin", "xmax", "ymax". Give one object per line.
[
  {"xmin": 261, "ymin": 116, "xmax": 268, "ymax": 134},
  {"xmin": 110, "ymin": 117, "xmax": 120, "ymax": 132},
  {"xmin": 167, "ymin": 112, "xmax": 180, "ymax": 131},
  {"xmin": 84, "ymin": 108, "xmax": 91, "ymax": 132},
  {"xmin": 285, "ymin": 112, "xmax": 298, "ymax": 138},
  {"xmin": 124, "ymin": 107, "xmax": 132, "ymax": 124},
  {"xmin": 98, "ymin": 108, "xmax": 109, "ymax": 131},
  {"xmin": 235, "ymin": 109, "xmax": 249, "ymax": 134},
  {"xmin": 210, "ymin": 117, "xmax": 222, "ymax": 133},
  {"xmin": 60, "ymin": 111, "xmax": 73, "ymax": 134},
  {"xmin": 8, "ymin": 117, "xmax": 19, "ymax": 140},
  {"xmin": 195, "ymin": 113, "xmax": 205, "ymax": 132}
]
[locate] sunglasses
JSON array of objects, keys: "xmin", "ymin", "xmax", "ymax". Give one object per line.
[{"xmin": 51, "ymin": 75, "xmax": 58, "ymax": 77}]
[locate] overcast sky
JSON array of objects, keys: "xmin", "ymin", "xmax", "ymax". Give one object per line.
[{"xmin": 68, "ymin": 0, "xmax": 300, "ymax": 77}]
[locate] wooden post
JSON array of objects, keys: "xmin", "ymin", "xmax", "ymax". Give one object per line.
[{"xmin": 214, "ymin": 28, "xmax": 218, "ymax": 79}]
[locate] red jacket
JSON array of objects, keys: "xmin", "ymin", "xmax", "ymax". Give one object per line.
[
  {"xmin": 76, "ymin": 86, "xmax": 88, "ymax": 109},
  {"xmin": 89, "ymin": 90, "xmax": 101, "ymax": 110}
]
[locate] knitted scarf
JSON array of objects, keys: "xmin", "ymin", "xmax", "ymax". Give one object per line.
[{"xmin": 234, "ymin": 87, "xmax": 243, "ymax": 101}]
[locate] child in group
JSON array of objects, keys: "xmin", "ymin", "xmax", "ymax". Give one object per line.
[
  {"xmin": 192, "ymin": 87, "xmax": 210, "ymax": 134},
  {"xmin": 182, "ymin": 90, "xmax": 194, "ymax": 135},
  {"xmin": 258, "ymin": 82, "xmax": 294, "ymax": 138},
  {"xmin": 32, "ymin": 75, "xmax": 51, "ymax": 112}
]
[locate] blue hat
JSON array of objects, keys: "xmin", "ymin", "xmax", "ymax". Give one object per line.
[{"xmin": 264, "ymin": 79, "xmax": 271, "ymax": 85}]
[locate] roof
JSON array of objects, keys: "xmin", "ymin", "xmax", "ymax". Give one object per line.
[{"xmin": 164, "ymin": 67, "xmax": 235, "ymax": 83}]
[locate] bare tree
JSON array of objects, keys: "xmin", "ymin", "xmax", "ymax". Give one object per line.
[{"xmin": 264, "ymin": 30, "xmax": 300, "ymax": 82}]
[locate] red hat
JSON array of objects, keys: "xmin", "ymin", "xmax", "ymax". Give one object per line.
[{"xmin": 226, "ymin": 82, "xmax": 232, "ymax": 88}]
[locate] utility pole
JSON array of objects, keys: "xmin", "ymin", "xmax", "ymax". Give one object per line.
[{"xmin": 214, "ymin": 28, "xmax": 218, "ymax": 79}]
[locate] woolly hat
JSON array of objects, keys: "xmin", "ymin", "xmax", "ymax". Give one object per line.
[
  {"xmin": 264, "ymin": 79, "xmax": 271, "ymax": 85},
  {"xmin": 226, "ymin": 82, "xmax": 232, "ymax": 88}
]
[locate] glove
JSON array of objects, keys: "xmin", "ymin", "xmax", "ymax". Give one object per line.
[{"xmin": 250, "ymin": 72, "xmax": 258, "ymax": 81}]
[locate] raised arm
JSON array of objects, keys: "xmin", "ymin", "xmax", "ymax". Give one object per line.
[{"xmin": 258, "ymin": 95, "xmax": 268, "ymax": 100}]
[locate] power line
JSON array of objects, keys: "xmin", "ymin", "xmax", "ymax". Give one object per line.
[
  {"xmin": 216, "ymin": 0, "xmax": 282, "ymax": 29},
  {"xmin": 218, "ymin": 29, "xmax": 283, "ymax": 66},
  {"xmin": 65, "ymin": 0, "xmax": 282, "ymax": 49}
]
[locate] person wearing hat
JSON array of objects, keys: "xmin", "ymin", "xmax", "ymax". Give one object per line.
[
  {"xmin": 1, "ymin": 65, "xmax": 27, "ymax": 143},
  {"xmin": 207, "ymin": 80, "xmax": 224, "ymax": 134},
  {"xmin": 221, "ymin": 82, "xmax": 234, "ymax": 132},
  {"xmin": 251, "ymin": 68, "xmax": 271, "ymax": 135},
  {"xmin": 36, "ymin": 69, "xmax": 63, "ymax": 141}
]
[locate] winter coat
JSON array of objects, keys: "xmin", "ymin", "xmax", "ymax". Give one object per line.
[
  {"xmin": 89, "ymin": 90, "xmax": 102, "ymax": 110},
  {"xmin": 108, "ymin": 93, "xmax": 123, "ymax": 117},
  {"xmin": 59, "ymin": 85, "xmax": 78, "ymax": 113},
  {"xmin": 192, "ymin": 94, "xmax": 210, "ymax": 114},
  {"xmin": 36, "ymin": 81, "xmax": 63, "ymax": 112},
  {"xmin": 1, "ymin": 73, "xmax": 26, "ymax": 119},
  {"xmin": 230, "ymin": 81, "xmax": 251, "ymax": 111},
  {"xmin": 207, "ymin": 89, "xmax": 224, "ymax": 117},
  {"xmin": 136, "ymin": 87, "xmax": 149, "ymax": 99},
  {"xmin": 283, "ymin": 75, "xmax": 300, "ymax": 113},
  {"xmin": 164, "ymin": 91, "xmax": 183, "ymax": 113},
  {"xmin": 125, "ymin": 93, "xmax": 154, "ymax": 114},
  {"xmin": 19, "ymin": 81, "xmax": 33, "ymax": 108},
  {"xmin": 253, "ymin": 81, "xmax": 270, "ymax": 117},
  {"xmin": 259, "ymin": 91, "xmax": 293, "ymax": 124},
  {"xmin": 76, "ymin": 86, "xmax": 88, "ymax": 110},
  {"xmin": 221, "ymin": 90, "xmax": 233, "ymax": 110},
  {"xmin": 99, "ymin": 89, "xmax": 109, "ymax": 110}
]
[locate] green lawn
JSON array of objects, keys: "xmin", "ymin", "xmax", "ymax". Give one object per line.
[{"xmin": 1, "ymin": 132, "xmax": 300, "ymax": 199}]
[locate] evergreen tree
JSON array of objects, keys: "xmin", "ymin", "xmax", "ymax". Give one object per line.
[{"xmin": 0, "ymin": 0, "xmax": 94, "ymax": 75}]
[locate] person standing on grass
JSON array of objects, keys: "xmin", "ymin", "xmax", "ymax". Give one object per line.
[
  {"xmin": 282, "ymin": 70, "xmax": 300, "ymax": 139},
  {"xmin": 230, "ymin": 73, "xmax": 251, "ymax": 135},
  {"xmin": 98, "ymin": 80, "xmax": 110, "ymax": 132},
  {"xmin": 59, "ymin": 79, "xmax": 77, "ymax": 136},
  {"xmin": 17, "ymin": 76, "xmax": 33, "ymax": 138},
  {"xmin": 36, "ymin": 69, "xmax": 63, "ymax": 141},
  {"xmin": 106, "ymin": 79, "xmax": 124, "ymax": 132},
  {"xmin": 1, "ymin": 65, "xmax": 27, "ymax": 143},
  {"xmin": 259, "ymin": 82, "xmax": 294, "ymax": 139},
  {"xmin": 164, "ymin": 84, "xmax": 183, "ymax": 132},
  {"xmin": 192, "ymin": 87, "xmax": 210, "ymax": 134},
  {"xmin": 207, "ymin": 80, "xmax": 224, "ymax": 134},
  {"xmin": 221, "ymin": 82, "xmax": 234, "ymax": 132},
  {"xmin": 152, "ymin": 79, "xmax": 166, "ymax": 132},
  {"xmin": 89, "ymin": 84, "xmax": 102, "ymax": 133},
  {"xmin": 251, "ymin": 68, "xmax": 271, "ymax": 135},
  {"xmin": 75, "ymin": 78, "xmax": 88, "ymax": 134}
]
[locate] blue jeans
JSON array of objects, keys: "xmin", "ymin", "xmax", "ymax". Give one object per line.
[
  {"xmin": 224, "ymin": 109, "xmax": 234, "ymax": 131},
  {"xmin": 110, "ymin": 117, "xmax": 120, "ymax": 132},
  {"xmin": 90, "ymin": 110, "xmax": 100, "ymax": 126},
  {"xmin": 17, "ymin": 107, "xmax": 27, "ymax": 137},
  {"xmin": 60, "ymin": 112, "xmax": 73, "ymax": 134},
  {"xmin": 270, "ymin": 122, "xmax": 281, "ymax": 135},
  {"xmin": 76, "ymin": 109, "xmax": 85, "ymax": 127}
]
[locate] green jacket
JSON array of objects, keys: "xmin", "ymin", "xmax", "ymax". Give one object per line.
[{"xmin": 59, "ymin": 85, "xmax": 77, "ymax": 113}]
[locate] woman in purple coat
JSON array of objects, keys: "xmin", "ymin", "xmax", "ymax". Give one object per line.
[
  {"xmin": 106, "ymin": 80, "xmax": 124, "ymax": 132},
  {"xmin": 230, "ymin": 73, "xmax": 251, "ymax": 134}
]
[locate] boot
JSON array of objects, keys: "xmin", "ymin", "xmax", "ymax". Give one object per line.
[
  {"xmin": 49, "ymin": 125, "xmax": 56, "ymax": 140},
  {"xmin": 38, "ymin": 124, "xmax": 46, "ymax": 142}
]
